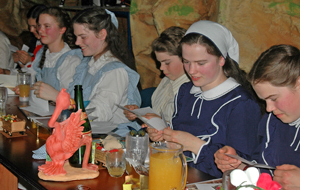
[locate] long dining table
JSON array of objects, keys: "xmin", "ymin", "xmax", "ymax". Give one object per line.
[{"xmin": 0, "ymin": 95, "xmax": 216, "ymax": 190}]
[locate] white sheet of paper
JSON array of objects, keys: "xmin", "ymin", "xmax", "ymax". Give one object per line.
[
  {"xmin": 0, "ymin": 74, "xmax": 17, "ymax": 87},
  {"xmin": 21, "ymin": 44, "xmax": 29, "ymax": 52},
  {"xmin": 186, "ymin": 178, "xmax": 222, "ymax": 190},
  {"xmin": 90, "ymin": 121, "xmax": 118, "ymax": 134},
  {"xmin": 20, "ymin": 92, "xmax": 54, "ymax": 116},
  {"xmin": 131, "ymin": 106, "xmax": 157, "ymax": 115},
  {"xmin": 0, "ymin": 84, "xmax": 15, "ymax": 95},
  {"xmin": 139, "ymin": 116, "xmax": 167, "ymax": 131},
  {"xmin": 20, "ymin": 104, "xmax": 55, "ymax": 117},
  {"xmin": 225, "ymin": 153, "xmax": 276, "ymax": 169},
  {"xmin": 17, "ymin": 44, "xmax": 30, "ymax": 66},
  {"xmin": 195, "ymin": 184, "xmax": 216, "ymax": 190},
  {"xmin": 115, "ymin": 104, "xmax": 167, "ymax": 131},
  {"xmin": 29, "ymin": 90, "xmax": 49, "ymax": 112},
  {"xmin": 6, "ymin": 87, "xmax": 15, "ymax": 95},
  {"xmin": 28, "ymin": 117, "xmax": 51, "ymax": 127}
]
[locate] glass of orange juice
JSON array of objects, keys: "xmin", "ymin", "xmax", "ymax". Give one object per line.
[
  {"xmin": 149, "ymin": 141, "xmax": 187, "ymax": 190},
  {"xmin": 17, "ymin": 73, "xmax": 31, "ymax": 104}
]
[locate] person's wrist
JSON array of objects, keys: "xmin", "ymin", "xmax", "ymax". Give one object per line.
[{"xmin": 4, "ymin": 69, "xmax": 10, "ymax": 75}]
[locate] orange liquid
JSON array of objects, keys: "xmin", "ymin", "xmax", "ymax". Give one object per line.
[
  {"xmin": 19, "ymin": 84, "xmax": 30, "ymax": 97},
  {"xmin": 149, "ymin": 152, "xmax": 183, "ymax": 190}
]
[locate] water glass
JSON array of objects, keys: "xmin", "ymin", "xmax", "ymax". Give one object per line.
[
  {"xmin": 106, "ymin": 149, "xmax": 126, "ymax": 178},
  {"xmin": 0, "ymin": 87, "xmax": 8, "ymax": 111},
  {"xmin": 17, "ymin": 73, "xmax": 31, "ymax": 104},
  {"xmin": 125, "ymin": 132, "xmax": 149, "ymax": 166}
]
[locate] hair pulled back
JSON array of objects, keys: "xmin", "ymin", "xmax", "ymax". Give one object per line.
[
  {"xmin": 27, "ymin": 4, "xmax": 47, "ymax": 19},
  {"xmin": 72, "ymin": 7, "xmax": 135, "ymax": 70},
  {"xmin": 151, "ymin": 26, "xmax": 186, "ymax": 56},
  {"xmin": 37, "ymin": 7, "xmax": 76, "ymax": 69},
  {"xmin": 248, "ymin": 44, "xmax": 300, "ymax": 88}
]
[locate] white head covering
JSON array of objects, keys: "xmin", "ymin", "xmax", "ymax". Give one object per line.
[
  {"xmin": 105, "ymin": 9, "xmax": 119, "ymax": 29},
  {"xmin": 185, "ymin": 20, "xmax": 239, "ymax": 64}
]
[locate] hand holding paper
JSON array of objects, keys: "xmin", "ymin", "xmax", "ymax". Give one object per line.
[
  {"xmin": 116, "ymin": 104, "xmax": 167, "ymax": 131},
  {"xmin": 225, "ymin": 153, "xmax": 275, "ymax": 170}
]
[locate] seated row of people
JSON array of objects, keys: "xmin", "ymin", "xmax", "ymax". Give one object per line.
[
  {"xmin": 0, "ymin": 5, "xmax": 300, "ymax": 189},
  {"xmin": 126, "ymin": 20, "xmax": 300, "ymax": 189}
]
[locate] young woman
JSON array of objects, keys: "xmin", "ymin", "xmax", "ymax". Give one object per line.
[
  {"xmin": 118, "ymin": 26, "xmax": 190, "ymax": 136},
  {"xmin": 145, "ymin": 20, "xmax": 262, "ymax": 178},
  {"xmin": 214, "ymin": 44, "xmax": 300, "ymax": 190},
  {"xmin": 0, "ymin": 31, "xmax": 15, "ymax": 70},
  {"xmin": 16, "ymin": 4, "xmax": 47, "ymax": 68},
  {"xmin": 30, "ymin": 7, "xmax": 82, "ymax": 101},
  {"xmin": 1, "ymin": 4, "xmax": 47, "ymax": 79},
  {"xmin": 68, "ymin": 7, "xmax": 141, "ymax": 126},
  {"xmin": 123, "ymin": 26, "xmax": 190, "ymax": 124}
]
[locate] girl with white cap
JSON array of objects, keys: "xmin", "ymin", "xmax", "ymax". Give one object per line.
[{"xmin": 145, "ymin": 20, "xmax": 262, "ymax": 178}]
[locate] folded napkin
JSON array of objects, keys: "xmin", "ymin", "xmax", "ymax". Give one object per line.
[
  {"xmin": 101, "ymin": 135, "xmax": 123, "ymax": 150},
  {"xmin": 32, "ymin": 144, "xmax": 47, "ymax": 159}
]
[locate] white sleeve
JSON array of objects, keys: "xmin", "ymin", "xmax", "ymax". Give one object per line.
[
  {"xmin": 57, "ymin": 55, "xmax": 81, "ymax": 89},
  {"xmin": 0, "ymin": 37, "xmax": 14, "ymax": 69},
  {"xmin": 87, "ymin": 68, "xmax": 129, "ymax": 122}
]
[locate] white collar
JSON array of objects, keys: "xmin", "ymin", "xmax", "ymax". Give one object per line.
[
  {"xmin": 289, "ymin": 118, "xmax": 300, "ymax": 127},
  {"xmin": 190, "ymin": 77, "xmax": 240, "ymax": 100}
]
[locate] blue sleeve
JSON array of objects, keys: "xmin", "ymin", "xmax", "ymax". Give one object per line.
[
  {"xmin": 195, "ymin": 99, "xmax": 261, "ymax": 178},
  {"xmin": 226, "ymin": 99, "xmax": 261, "ymax": 157}
]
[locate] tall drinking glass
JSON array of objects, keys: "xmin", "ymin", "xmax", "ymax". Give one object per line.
[
  {"xmin": 17, "ymin": 73, "xmax": 31, "ymax": 105},
  {"xmin": 125, "ymin": 132, "xmax": 149, "ymax": 165}
]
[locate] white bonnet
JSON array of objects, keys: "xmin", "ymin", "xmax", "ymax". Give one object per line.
[
  {"xmin": 185, "ymin": 20, "xmax": 239, "ymax": 64},
  {"xmin": 105, "ymin": 9, "xmax": 119, "ymax": 29}
]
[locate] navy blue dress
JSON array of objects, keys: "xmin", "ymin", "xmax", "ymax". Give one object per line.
[
  {"xmin": 171, "ymin": 78, "xmax": 262, "ymax": 178},
  {"xmin": 252, "ymin": 113, "xmax": 300, "ymax": 175}
]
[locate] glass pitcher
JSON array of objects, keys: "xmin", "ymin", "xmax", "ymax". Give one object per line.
[{"xmin": 149, "ymin": 141, "xmax": 187, "ymax": 190}]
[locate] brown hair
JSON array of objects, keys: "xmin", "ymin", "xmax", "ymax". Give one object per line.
[
  {"xmin": 72, "ymin": 7, "xmax": 136, "ymax": 71},
  {"xmin": 37, "ymin": 7, "xmax": 76, "ymax": 69},
  {"xmin": 179, "ymin": 33, "xmax": 252, "ymax": 94},
  {"xmin": 151, "ymin": 26, "xmax": 186, "ymax": 56},
  {"xmin": 248, "ymin": 44, "xmax": 300, "ymax": 88}
]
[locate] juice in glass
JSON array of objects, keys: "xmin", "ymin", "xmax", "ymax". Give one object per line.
[
  {"xmin": 107, "ymin": 166, "xmax": 125, "ymax": 177},
  {"xmin": 19, "ymin": 84, "xmax": 30, "ymax": 101},
  {"xmin": 106, "ymin": 149, "xmax": 126, "ymax": 178},
  {"xmin": 149, "ymin": 152, "xmax": 182, "ymax": 190}
]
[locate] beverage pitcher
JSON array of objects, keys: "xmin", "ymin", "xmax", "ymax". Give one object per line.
[{"xmin": 149, "ymin": 141, "xmax": 187, "ymax": 190}]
